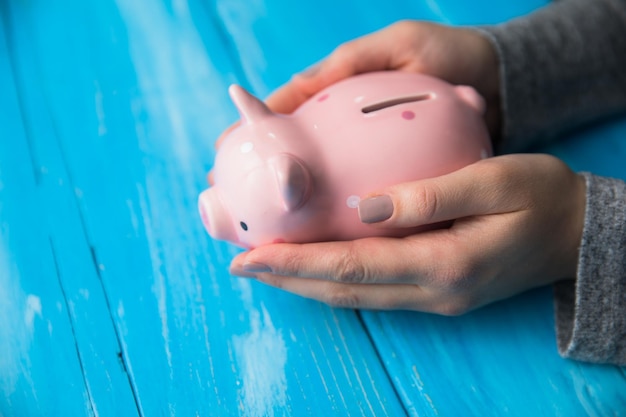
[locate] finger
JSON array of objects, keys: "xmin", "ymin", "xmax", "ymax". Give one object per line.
[
  {"xmin": 230, "ymin": 237, "xmax": 446, "ymax": 286},
  {"xmin": 265, "ymin": 26, "xmax": 402, "ymax": 114},
  {"xmin": 264, "ymin": 62, "xmax": 346, "ymax": 114},
  {"xmin": 358, "ymin": 156, "xmax": 528, "ymax": 228},
  {"xmin": 255, "ymin": 274, "xmax": 433, "ymax": 311},
  {"xmin": 264, "ymin": 79, "xmax": 318, "ymax": 114},
  {"xmin": 229, "ymin": 251, "xmax": 256, "ymax": 278}
]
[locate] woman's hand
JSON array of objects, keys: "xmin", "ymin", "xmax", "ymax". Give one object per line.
[
  {"xmin": 230, "ymin": 154, "xmax": 586, "ymax": 315},
  {"xmin": 265, "ymin": 20, "xmax": 502, "ymax": 137}
]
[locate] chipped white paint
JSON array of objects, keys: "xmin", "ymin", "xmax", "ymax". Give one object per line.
[
  {"xmin": 94, "ymin": 80, "xmax": 107, "ymax": 136},
  {"xmin": 237, "ymin": 278, "xmax": 254, "ymax": 306},
  {"xmin": 78, "ymin": 288, "xmax": 90, "ymax": 300},
  {"xmin": 233, "ymin": 304, "xmax": 287, "ymax": 417},
  {"xmin": 117, "ymin": 300, "xmax": 125, "ymax": 319},
  {"xmin": 136, "ymin": 183, "xmax": 173, "ymax": 371},
  {"xmin": 0, "ymin": 243, "xmax": 36, "ymax": 399},
  {"xmin": 126, "ymin": 198, "xmax": 140, "ymax": 238},
  {"xmin": 424, "ymin": 0, "xmax": 447, "ymax": 21},
  {"xmin": 24, "ymin": 295, "xmax": 42, "ymax": 330}
]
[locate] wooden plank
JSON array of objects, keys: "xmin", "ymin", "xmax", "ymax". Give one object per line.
[
  {"xmin": 2, "ymin": 0, "xmax": 407, "ymax": 415},
  {"xmin": 1, "ymin": 5, "xmax": 141, "ymax": 416},
  {"xmin": 1, "ymin": 14, "xmax": 94, "ymax": 417}
]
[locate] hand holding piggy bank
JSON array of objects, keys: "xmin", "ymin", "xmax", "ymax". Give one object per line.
[{"xmin": 199, "ymin": 71, "xmax": 492, "ymax": 248}]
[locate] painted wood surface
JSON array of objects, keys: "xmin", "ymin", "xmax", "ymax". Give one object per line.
[{"xmin": 1, "ymin": 0, "xmax": 625, "ymax": 416}]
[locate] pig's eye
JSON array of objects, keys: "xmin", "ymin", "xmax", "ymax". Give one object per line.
[{"xmin": 240, "ymin": 221, "xmax": 248, "ymax": 231}]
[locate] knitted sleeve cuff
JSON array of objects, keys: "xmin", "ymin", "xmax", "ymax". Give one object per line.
[{"xmin": 554, "ymin": 173, "xmax": 626, "ymax": 365}]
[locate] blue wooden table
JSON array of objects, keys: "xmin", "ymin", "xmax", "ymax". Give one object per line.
[{"xmin": 1, "ymin": 1, "xmax": 625, "ymax": 416}]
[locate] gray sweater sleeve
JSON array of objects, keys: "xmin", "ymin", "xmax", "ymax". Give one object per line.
[
  {"xmin": 481, "ymin": 0, "xmax": 626, "ymax": 153},
  {"xmin": 480, "ymin": 0, "xmax": 626, "ymax": 365},
  {"xmin": 555, "ymin": 174, "xmax": 626, "ymax": 365}
]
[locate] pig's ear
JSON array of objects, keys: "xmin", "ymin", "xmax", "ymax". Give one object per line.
[
  {"xmin": 269, "ymin": 154, "xmax": 312, "ymax": 212},
  {"xmin": 229, "ymin": 85, "xmax": 274, "ymax": 124},
  {"xmin": 454, "ymin": 85, "xmax": 486, "ymax": 115}
]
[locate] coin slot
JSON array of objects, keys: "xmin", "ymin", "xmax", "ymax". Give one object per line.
[{"xmin": 361, "ymin": 94, "xmax": 432, "ymax": 114}]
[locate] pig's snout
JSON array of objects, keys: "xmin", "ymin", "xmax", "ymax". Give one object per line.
[{"xmin": 198, "ymin": 189, "xmax": 237, "ymax": 243}]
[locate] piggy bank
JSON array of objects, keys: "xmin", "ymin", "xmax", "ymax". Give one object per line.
[{"xmin": 199, "ymin": 71, "xmax": 492, "ymax": 248}]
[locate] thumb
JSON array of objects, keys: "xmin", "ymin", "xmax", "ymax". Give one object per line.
[{"xmin": 358, "ymin": 157, "xmax": 520, "ymax": 228}]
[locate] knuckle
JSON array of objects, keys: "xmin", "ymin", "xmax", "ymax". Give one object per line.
[
  {"xmin": 399, "ymin": 184, "xmax": 443, "ymax": 224},
  {"xmin": 390, "ymin": 20, "xmax": 416, "ymax": 33},
  {"xmin": 479, "ymin": 157, "xmax": 521, "ymax": 189},
  {"xmin": 410, "ymin": 184, "xmax": 442, "ymax": 224},
  {"xmin": 387, "ymin": 20, "xmax": 432, "ymax": 47},
  {"xmin": 431, "ymin": 258, "xmax": 483, "ymax": 316},
  {"xmin": 439, "ymin": 261, "xmax": 477, "ymax": 291},
  {"xmin": 277, "ymin": 249, "xmax": 305, "ymax": 276},
  {"xmin": 325, "ymin": 287, "xmax": 361, "ymax": 309},
  {"xmin": 389, "ymin": 20, "xmax": 411, "ymax": 32},
  {"xmin": 436, "ymin": 298, "xmax": 474, "ymax": 316},
  {"xmin": 334, "ymin": 245, "xmax": 368, "ymax": 284},
  {"xmin": 330, "ymin": 43, "xmax": 356, "ymax": 63}
]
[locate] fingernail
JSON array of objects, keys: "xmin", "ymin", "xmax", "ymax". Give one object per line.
[
  {"xmin": 229, "ymin": 265, "xmax": 257, "ymax": 278},
  {"xmin": 358, "ymin": 195, "xmax": 394, "ymax": 224},
  {"xmin": 243, "ymin": 262, "xmax": 272, "ymax": 273}
]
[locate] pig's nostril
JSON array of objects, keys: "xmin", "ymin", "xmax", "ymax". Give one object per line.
[{"xmin": 198, "ymin": 189, "xmax": 237, "ymax": 243}]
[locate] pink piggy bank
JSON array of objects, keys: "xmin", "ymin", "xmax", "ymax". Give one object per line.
[{"xmin": 199, "ymin": 71, "xmax": 492, "ymax": 248}]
